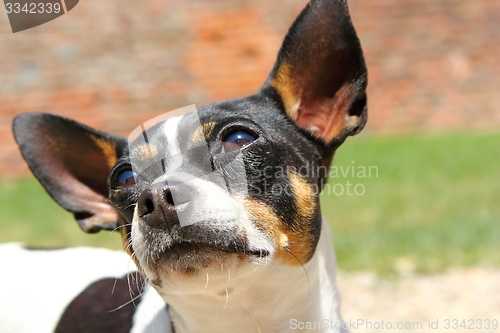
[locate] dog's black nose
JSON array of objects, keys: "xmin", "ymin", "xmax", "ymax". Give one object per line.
[{"xmin": 137, "ymin": 183, "xmax": 190, "ymax": 230}]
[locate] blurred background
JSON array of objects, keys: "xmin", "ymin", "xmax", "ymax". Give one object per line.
[{"xmin": 0, "ymin": 0, "xmax": 499, "ymax": 329}]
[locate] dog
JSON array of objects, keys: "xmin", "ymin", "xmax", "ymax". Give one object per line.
[{"xmin": 0, "ymin": 0, "xmax": 367, "ymax": 332}]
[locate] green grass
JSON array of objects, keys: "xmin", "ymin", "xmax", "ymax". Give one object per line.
[
  {"xmin": 321, "ymin": 131, "xmax": 500, "ymax": 275},
  {"xmin": 1, "ymin": 131, "xmax": 499, "ymax": 275}
]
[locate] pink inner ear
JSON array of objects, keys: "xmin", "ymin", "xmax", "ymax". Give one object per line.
[
  {"xmin": 295, "ymin": 83, "xmax": 358, "ymax": 142},
  {"xmin": 71, "ymin": 183, "xmax": 119, "ymax": 232},
  {"xmin": 52, "ymin": 168, "xmax": 119, "ymax": 233}
]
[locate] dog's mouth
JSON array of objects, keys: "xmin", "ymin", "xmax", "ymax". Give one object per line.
[
  {"xmin": 141, "ymin": 241, "xmax": 270, "ymax": 277},
  {"xmin": 132, "ymin": 223, "xmax": 271, "ymax": 275},
  {"xmin": 164, "ymin": 240, "xmax": 270, "ymax": 259}
]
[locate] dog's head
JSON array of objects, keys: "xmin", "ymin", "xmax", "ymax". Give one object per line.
[{"xmin": 13, "ymin": 0, "xmax": 366, "ymax": 292}]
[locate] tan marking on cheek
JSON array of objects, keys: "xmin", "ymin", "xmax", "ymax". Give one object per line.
[
  {"xmin": 191, "ymin": 122, "xmax": 217, "ymax": 143},
  {"xmin": 89, "ymin": 135, "xmax": 118, "ymax": 169},
  {"xmin": 281, "ymin": 170, "xmax": 318, "ymax": 265},
  {"xmin": 244, "ymin": 200, "xmax": 283, "ymax": 250},
  {"xmin": 133, "ymin": 144, "xmax": 159, "ymax": 162},
  {"xmin": 270, "ymin": 63, "xmax": 300, "ymax": 120},
  {"xmin": 289, "ymin": 170, "xmax": 316, "ymax": 225},
  {"xmin": 244, "ymin": 191, "xmax": 316, "ymax": 266},
  {"xmin": 279, "ymin": 234, "xmax": 289, "ymax": 248},
  {"xmin": 280, "ymin": 231, "xmax": 316, "ymax": 266}
]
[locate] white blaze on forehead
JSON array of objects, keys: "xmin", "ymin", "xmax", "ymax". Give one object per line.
[
  {"xmin": 151, "ymin": 111, "xmax": 208, "ymax": 183},
  {"xmin": 128, "ymin": 105, "xmax": 197, "ymax": 178},
  {"xmin": 160, "ymin": 115, "xmax": 186, "ymax": 175}
]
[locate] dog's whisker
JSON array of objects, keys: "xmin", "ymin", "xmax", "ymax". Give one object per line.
[
  {"xmin": 133, "ymin": 273, "xmax": 143, "ymax": 298},
  {"xmin": 244, "ymin": 304, "xmax": 262, "ymax": 333},
  {"xmin": 117, "ymin": 272, "xmax": 148, "ymax": 313},
  {"xmin": 126, "ymin": 273, "xmax": 135, "ymax": 301},
  {"xmin": 203, "ymin": 273, "xmax": 209, "ymax": 291},
  {"xmin": 107, "ymin": 290, "xmax": 144, "ymax": 313},
  {"xmin": 111, "ymin": 223, "xmax": 132, "ymax": 233},
  {"xmin": 111, "ymin": 277, "xmax": 119, "ymax": 296},
  {"xmin": 223, "ymin": 287, "xmax": 229, "ymax": 310},
  {"xmin": 121, "ymin": 232, "xmax": 132, "ymax": 250},
  {"xmin": 126, "ymin": 273, "xmax": 135, "ymax": 303},
  {"xmin": 122, "ymin": 203, "xmax": 137, "ymax": 211},
  {"xmin": 284, "ymin": 247, "xmax": 311, "ymax": 293}
]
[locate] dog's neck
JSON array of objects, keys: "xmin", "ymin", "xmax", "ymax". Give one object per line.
[{"xmin": 159, "ymin": 219, "xmax": 344, "ymax": 333}]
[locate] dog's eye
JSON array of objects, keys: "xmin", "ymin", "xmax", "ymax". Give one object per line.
[
  {"xmin": 114, "ymin": 169, "xmax": 137, "ymax": 189},
  {"xmin": 222, "ymin": 131, "xmax": 256, "ymax": 152}
]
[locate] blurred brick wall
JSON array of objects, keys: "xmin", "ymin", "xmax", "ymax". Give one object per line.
[
  {"xmin": 0, "ymin": 0, "xmax": 499, "ymax": 176},
  {"xmin": 351, "ymin": 0, "xmax": 500, "ymax": 133}
]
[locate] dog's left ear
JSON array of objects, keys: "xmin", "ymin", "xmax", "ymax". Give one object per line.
[
  {"xmin": 263, "ymin": 0, "xmax": 367, "ymax": 144},
  {"xmin": 13, "ymin": 112, "xmax": 128, "ymax": 233}
]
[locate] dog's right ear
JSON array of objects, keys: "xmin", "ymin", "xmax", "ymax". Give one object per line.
[{"xmin": 13, "ymin": 112, "xmax": 128, "ymax": 233}]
